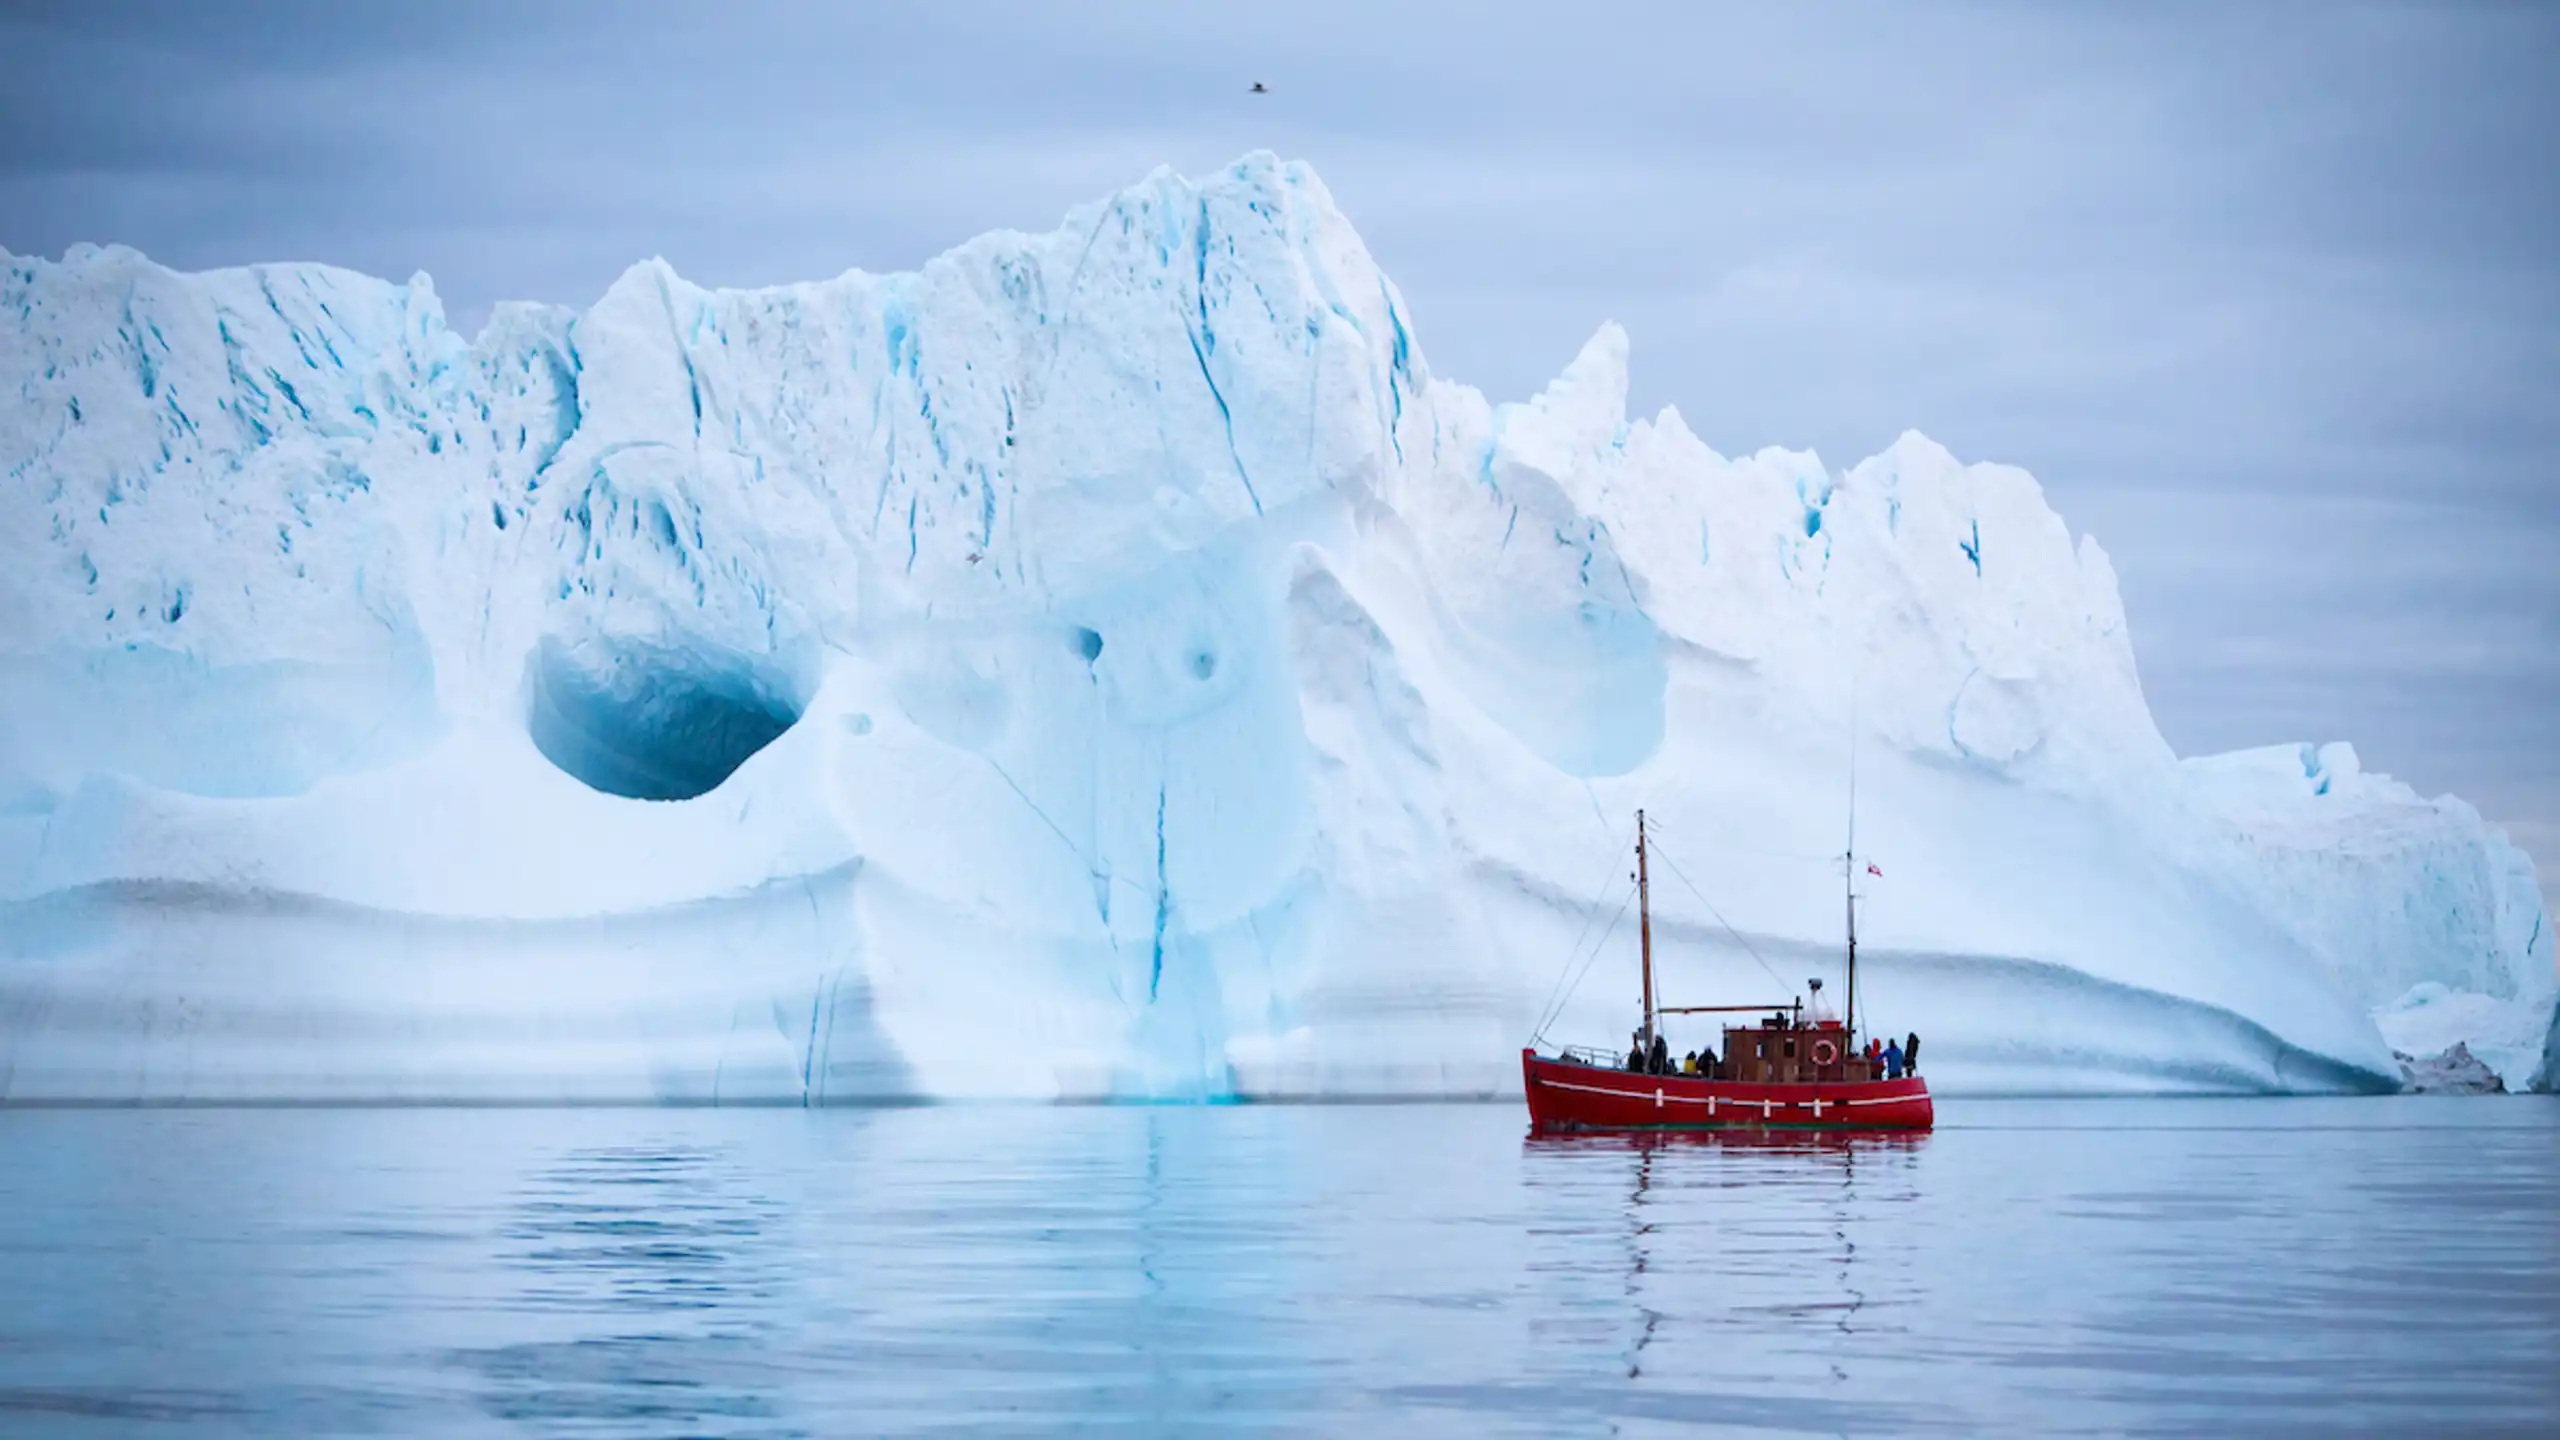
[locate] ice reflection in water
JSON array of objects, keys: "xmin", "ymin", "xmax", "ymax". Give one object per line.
[
  {"xmin": 0, "ymin": 1100, "xmax": 2553, "ymax": 1435},
  {"xmin": 456, "ymin": 1144, "xmax": 793, "ymax": 1433}
]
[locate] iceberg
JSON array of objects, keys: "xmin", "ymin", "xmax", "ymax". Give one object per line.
[
  {"xmin": 2184, "ymin": 742, "xmax": 2554, "ymax": 1089},
  {"xmin": 2, "ymin": 154, "xmax": 2550, "ymax": 1101}
]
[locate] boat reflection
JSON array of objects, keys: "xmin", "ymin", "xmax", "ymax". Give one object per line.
[
  {"xmin": 1524, "ymin": 1125, "xmax": 1931, "ymax": 1156},
  {"xmin": 1519, "ymin": 1114, "xmax": 1931, "ymax": 1390}
]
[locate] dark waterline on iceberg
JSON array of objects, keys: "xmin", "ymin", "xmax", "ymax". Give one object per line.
[{"xmin": 1, "ymin": 1098, "xmax": 2554, "ymax": 1435}]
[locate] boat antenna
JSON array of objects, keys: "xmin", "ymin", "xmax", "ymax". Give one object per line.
[
  {"xmin": 1636, "ymin": 809, "xmax": 1657, "ymax": 1046},
  {"xmin": 1845, "ymin": 684, "xmax": 1859, "ymax": 1046}
]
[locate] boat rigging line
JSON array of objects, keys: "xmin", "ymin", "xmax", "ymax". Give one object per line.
[
  {"xmin": 1526, "ymin": 818, "xmax": 1633, "ymax": 1040},
  {"xmin": 1530, "ymin": 878, "xmax": 1640, "ymax": 1046},
  {"xmin": 1642, "ymin": 837, "xmax": 1795, "ymax": 995},
  {"xmin": 1617, "ymin": 814, "xmax": 1836, "ymax": 867}
]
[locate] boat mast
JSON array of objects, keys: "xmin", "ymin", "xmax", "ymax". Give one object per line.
[
  {"xmin": 1844, "ymin": 726, "xmax": 1859, "ymax": 1046},
  {"xmin": 1845, "ymin": 854, "xmax": 1858, "ymax": 1045},
  {"xmin": 1636, "ymin": 809, "xmax": 1657, "ymax": 1044}
]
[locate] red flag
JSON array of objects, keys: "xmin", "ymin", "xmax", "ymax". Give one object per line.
[{"xmin": 1866, "ymin": 862, "xmax": 1883, "ymax": 877}]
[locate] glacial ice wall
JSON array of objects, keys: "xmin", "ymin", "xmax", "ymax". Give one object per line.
[
  {"xmin": 2, "ymin": 153, "xmax": 2550, "ymax": 1099},
  {"xmin": 2184, "ymin": 743, "xmax": 2554, "ymax": 1086}
]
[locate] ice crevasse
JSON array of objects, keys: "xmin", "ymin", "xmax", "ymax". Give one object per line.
[{"xmin": 2, "ymin": 153, "xmax": 2551, "ymax": 1101}]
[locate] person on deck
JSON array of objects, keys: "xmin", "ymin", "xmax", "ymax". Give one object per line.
[
  {"xmin": 1883, "ymin": 1040, "xmax": 1905, "ymax": 1079},
  {"xmin": 1649, "ymin": 1033, "xmax": 1671, "ymax": 1075},
  {"xmin": 1628, "ymin": 1031, "xmax": 1647, "ymax": 1072},
  {"xmin": 1697, "ymin": 1042, "xmax": 1716, "ymax": 1078},
  {"xmin": 1905, "ymin": 1032, "xmax": 1921, "ymax": 1075}
]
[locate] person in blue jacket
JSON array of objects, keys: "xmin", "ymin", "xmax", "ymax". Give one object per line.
[{"xmin": 1883, "ymin": 1039, "xmax": 1905, "ymax": 1079}]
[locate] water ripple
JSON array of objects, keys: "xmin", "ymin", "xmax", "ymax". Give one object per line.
[{"xmin": 0, "ymin": 1098, "xmax": 2552, "ymax": 1434}]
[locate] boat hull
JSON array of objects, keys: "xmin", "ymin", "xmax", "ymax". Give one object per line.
[{"xmin": 1522, "ymin": 1048, "xmax": 1933, "ymax": 1131}]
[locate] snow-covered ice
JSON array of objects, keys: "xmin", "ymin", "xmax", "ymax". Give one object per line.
[
  {"xmin": 2184, "ymin": 743, "xmax": 2554, "ymax": 1089},
  {"xmin": 2, "ymin": 154, "xmax": 2551, "ymax": 1100},
  {"xmin": 2394, "ymin": 1041, "xmax": 2507, "ymax": 1095}
]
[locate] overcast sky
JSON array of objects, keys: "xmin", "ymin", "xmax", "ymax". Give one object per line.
[{"xmin": 4, "ymin": 0, "xmax": 2553, "ymax": 866}]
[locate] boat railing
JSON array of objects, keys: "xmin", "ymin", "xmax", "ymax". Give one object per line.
[{"xmin": 1552, "ymin": 1044, "xmax": 1625, "ymax": 1069}]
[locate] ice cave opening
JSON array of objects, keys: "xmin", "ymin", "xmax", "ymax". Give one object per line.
[{"xmin": 524, "ymin": 633, "xmax": 806, "ymax": 801}]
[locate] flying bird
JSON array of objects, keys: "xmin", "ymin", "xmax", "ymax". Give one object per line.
[{"xmin": 1249, "ymin": 82, "xmax": 1268, "ymax": 94}]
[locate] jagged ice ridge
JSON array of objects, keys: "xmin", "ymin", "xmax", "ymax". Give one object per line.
[{"xmin": 2, "ymin": 153, "xmax": 2551, "ymax": 1100}]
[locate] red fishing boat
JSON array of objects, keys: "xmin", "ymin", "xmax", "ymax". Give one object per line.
[{"xmin": 1522, "ymin": 810, "xmax": 1933, "ymax": 1132}]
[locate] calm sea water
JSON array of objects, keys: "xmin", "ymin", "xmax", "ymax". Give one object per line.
[{"xmin": 1, "ymin": 1098, "xmax": 2554, "ymax": 1436}]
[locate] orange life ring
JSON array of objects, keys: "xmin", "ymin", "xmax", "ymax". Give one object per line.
[{"xmin": 1810, "ymin": 1037, "xmax": 1840, "ymax": 1066}]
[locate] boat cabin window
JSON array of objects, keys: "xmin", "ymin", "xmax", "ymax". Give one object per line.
[{"xmin": 1784, "ymin": 1038, "xmax": 1797, "ymax": 1059}]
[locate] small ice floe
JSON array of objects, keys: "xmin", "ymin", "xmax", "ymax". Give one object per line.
[{"xmin": 2395, "ymin": 1042, "xmax": 2507, "ymax": 1095}]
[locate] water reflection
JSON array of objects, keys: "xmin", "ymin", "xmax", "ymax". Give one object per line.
[
  {"xmin": 1524, "ymin": 1126, "xmax": 1931, "ymax": 1155},
  {"xmin": 1506, "ymin": 1122, "xmax": 1940, "ymax": 1428},
  {"xmin": 0, "ymin": 1101, "xmax": 2551, "ymax": 1435},
  {"xmin": 453, "ymin": 1142, "xmax": 799, "ymax": 1435},
  {"xmin": 1623, "ymin": 1140, "xmax": 1661, "ymax": 1379}
]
